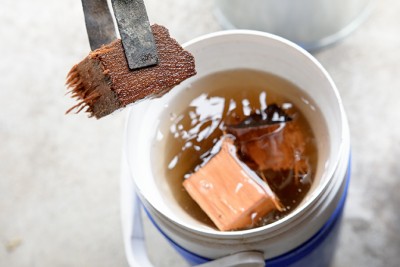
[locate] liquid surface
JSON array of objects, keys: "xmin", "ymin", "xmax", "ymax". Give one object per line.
[{"xmin": 153, "ymin": 69, "xmax": 319, "ymax": 229}]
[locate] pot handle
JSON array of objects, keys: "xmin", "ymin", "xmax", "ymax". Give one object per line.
[
  {"xmin": 194, "ymin": 251, "xmax": 265, "ymax": 267},
  {"xmin": 120, "ymin": 149, "xmax": 154, "ymax": 267}
]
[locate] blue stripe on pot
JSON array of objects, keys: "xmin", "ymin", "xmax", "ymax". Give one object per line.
[{"xmin": 143, "ymin": 159, "xmax": 351, "ymax": 266}]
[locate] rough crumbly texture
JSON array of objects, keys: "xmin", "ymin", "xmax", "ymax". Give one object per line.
[{"xmin": 66, "ymin": 24, "xmax": 196, "ymax": 118}]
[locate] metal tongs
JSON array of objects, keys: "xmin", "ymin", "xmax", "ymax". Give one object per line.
[{"xmin": 81, "ymin": 0, "xmax": 158, "ymax": 70}]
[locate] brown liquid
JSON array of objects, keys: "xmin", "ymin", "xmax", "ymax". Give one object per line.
[{"xmin": 153, "ymin": 69, "xmax": 319, "ymax": 229}]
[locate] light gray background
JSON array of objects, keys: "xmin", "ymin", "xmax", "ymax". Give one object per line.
[{"xmin": 1, "ymin": 0, "xmax": 399, "ymax": 266}]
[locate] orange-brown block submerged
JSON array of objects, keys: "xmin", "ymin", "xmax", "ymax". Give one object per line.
[
  {"xmin": 183, "ymin": 136, "xmax": 282, "ymax": 231},
  {"xmin": 66, "ymin": 24, "xmax": 196, "ymax": 118}
]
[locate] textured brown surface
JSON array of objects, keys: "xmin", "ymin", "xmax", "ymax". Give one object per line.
[{"xmin": 66, "ymin": 24, "xmax": 196, "ymax": 118}]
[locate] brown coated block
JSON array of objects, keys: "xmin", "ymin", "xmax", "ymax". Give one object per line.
[{"xmin": 66, "ymin": 24, "xmax": 196, "ymax": 118}]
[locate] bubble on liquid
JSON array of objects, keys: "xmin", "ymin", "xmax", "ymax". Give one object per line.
[
  {"xmin": 177, "ymin": 114, "xmax": 184, "ymax": 120},
  {"xmin": 228, "ymin": 99, "xmax": 237, "ymax": 113},
  {"xmin": 191, "ymin": 119, "xmax": 198, "ymax": 126},
  {"xmin": 197, "ymin": 126, "xmax": 210, "ymax": 142},
  {"xmin": 183, "ymin": 142, "xmax": 193, "ymax": 151},
  {"xmin": 282, "ymin": 102, "xmax": 293, "ymax": 110},
  {"xmin": 218, "ymin": 121, "xmax": 225, "ymax": 131},
  {"xmin": 242, "ymin": 99, "xmax": 251, "ymax": 116},
  {"xmin": 189, "ymin": 111, "xmax": 197, "ymax": 119},
  {"xmin": 259, "ymin": 91, "xmax": 268, "ymax": 119},
  {"xmin": 168, "ymin": 155, "xmax": 179, "ymax": 169},
  {"xmin": 170, "ymin": 124, "xmax": 176, "ymax": 134}
]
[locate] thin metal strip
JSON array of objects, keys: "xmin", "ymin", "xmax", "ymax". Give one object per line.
[
  {"xmin": 81, "ymin": 0, "xmax": 117, "ymax": 51},
  {"xmin": 111, "ymin": 0, "xmax": 158, "ymax": 70}
]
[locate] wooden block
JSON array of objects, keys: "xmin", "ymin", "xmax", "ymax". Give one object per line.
[
  {"xmin": 66, "ymin": 24, "xmax": 196, "ymax": 119},
  {"xmin": 183, "ymin": 136, "xmax": 281, "ymax": 231}
]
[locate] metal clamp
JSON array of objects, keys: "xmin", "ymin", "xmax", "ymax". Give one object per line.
[{"xmin": 81, "ymin": 0, "xmax": 158, "ymax": 69}]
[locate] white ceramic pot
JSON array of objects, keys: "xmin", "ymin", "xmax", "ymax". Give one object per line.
[{"xmin": 123, "ymin": 30, "xmax": 350, "ymax": 266}]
